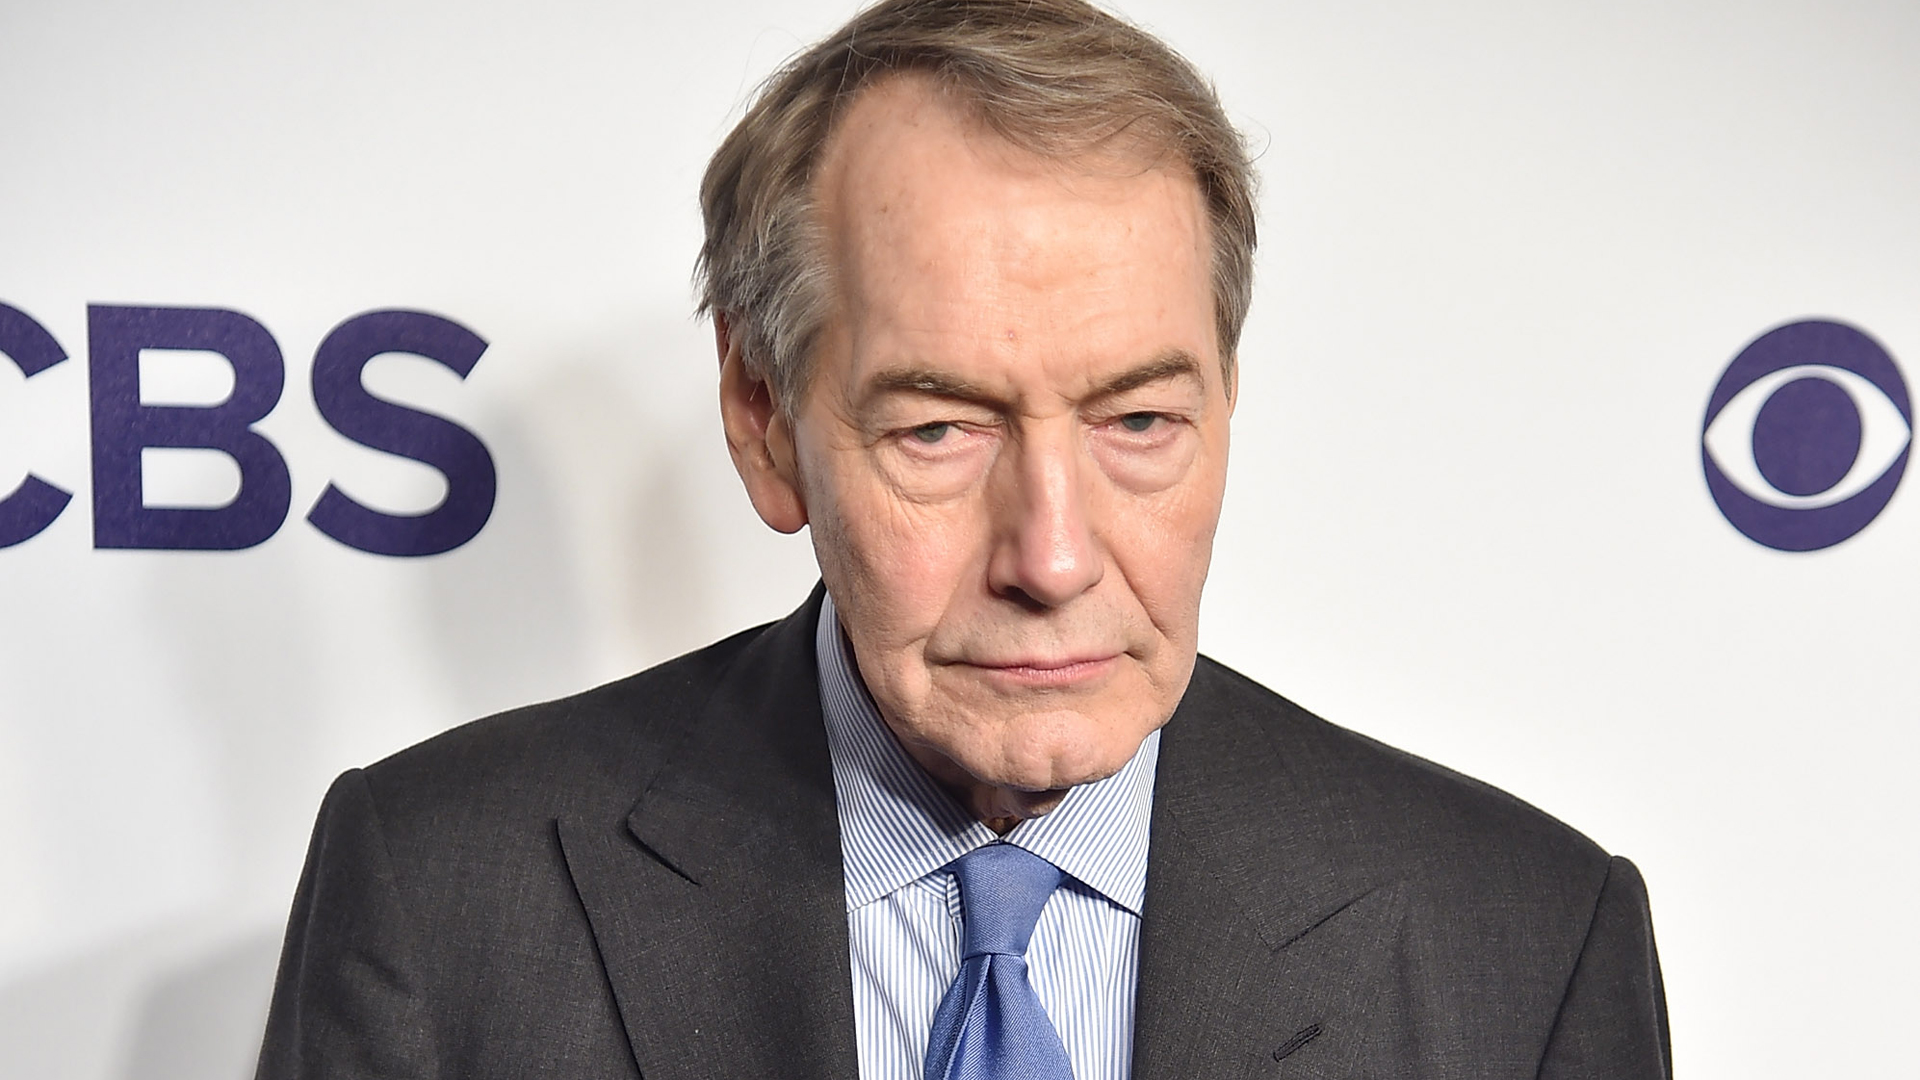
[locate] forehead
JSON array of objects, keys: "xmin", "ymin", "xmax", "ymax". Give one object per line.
[{"xmin": 811, "ymin": 76, "xmax": 1217, "ymax": 399}]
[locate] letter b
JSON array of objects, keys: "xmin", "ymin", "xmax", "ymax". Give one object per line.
[{"xmin": 88, "ymin": 305, "xmax": 292, "ymax": 550}]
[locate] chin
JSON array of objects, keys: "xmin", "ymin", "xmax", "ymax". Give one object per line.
[{"xmin": 975, "ymin": 713, "xmax": 1144, "ymax": 792}]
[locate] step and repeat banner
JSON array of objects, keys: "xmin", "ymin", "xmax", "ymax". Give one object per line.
[{"xmin": 2, "ymin": 1, "xmax": 1913, "ymax": 1077}]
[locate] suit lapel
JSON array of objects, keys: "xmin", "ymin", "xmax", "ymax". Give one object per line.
[
  {"xmin": 559, "ymin": 591, "xmax": 859, "ymax": 1080},
  {"xmin": 1133, "ymin": 661, "xmax": 1407, "ymax": 1080}
]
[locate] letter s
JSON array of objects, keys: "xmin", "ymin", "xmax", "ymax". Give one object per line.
[{"xmin": 307, "ymin": 310, "xmax": 497, "ymax": 557}]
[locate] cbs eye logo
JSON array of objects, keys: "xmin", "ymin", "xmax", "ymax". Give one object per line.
[{"xmin": 1702, "ymin": 319, "xmax": 1910, "ymax": 552}]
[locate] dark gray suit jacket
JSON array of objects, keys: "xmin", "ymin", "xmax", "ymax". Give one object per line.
[{"xmin": 257, "ymin": 589, "xmax": 1670, "ymax": 1079}]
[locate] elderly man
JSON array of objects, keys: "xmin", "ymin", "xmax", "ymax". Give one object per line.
[{"xmin": 257, "ymin": 1, "xmax": 1670, "ymax": 1077}]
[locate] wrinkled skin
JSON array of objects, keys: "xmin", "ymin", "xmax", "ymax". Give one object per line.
[{"xmin": 719, "ymin": 75, "xmax": 1233, "ymax": 830}]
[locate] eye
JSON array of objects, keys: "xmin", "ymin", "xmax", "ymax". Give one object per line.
[
  {"xmin": 1702, "ymin": 362, "xmax": 1911, "ymax": 511},
  {"xmin": 1117, "ymin": 412, "xmax": 1161, "ymax": 433},
  {"xmin": 909, "ymin": 422, "xmax": 953, "ymax": 444}
]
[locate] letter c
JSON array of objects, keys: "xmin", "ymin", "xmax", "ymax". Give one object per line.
[{"xmin": 0, "ymin": 302, "xmax": 73, "ymax": 548}]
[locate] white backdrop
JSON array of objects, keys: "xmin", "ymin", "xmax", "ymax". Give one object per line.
[{"xmin": 3, "ymin": 1, "xmax": 1915, "ymax": 1077}]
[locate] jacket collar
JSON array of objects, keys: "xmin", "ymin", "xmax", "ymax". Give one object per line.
[
  {"xmin": 1132, "ymin": 659, "xmax": 1406, "ymax": 1079},
  {"xmin": 558, "ymin": 585, "xmax": 860, "ymax": 1080}
]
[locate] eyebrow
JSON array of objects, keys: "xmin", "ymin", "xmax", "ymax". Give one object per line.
[
  {"xmin": 865, "ymin": 368, "xmax": 997, "ymax": 404},
  {"xmin": 1090, "ymin": 351, "xmax": 1205, "ymax": 399},
  {"xmin": 862, "ymin": 350, "xmax": 1206, "ymax": 411}
]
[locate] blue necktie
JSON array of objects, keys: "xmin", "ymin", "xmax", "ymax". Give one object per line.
[{"xmin": 923, "ymin": 843, "xmax": 1076, "ymax": 1080}]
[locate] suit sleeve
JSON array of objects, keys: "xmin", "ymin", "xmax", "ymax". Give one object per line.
[
  {"xmin": 255, "ymin": 769, "xmax": 441, "ymax": 1080},
  {"xmin": 1535, "ymin": 855, "xmax": 1672, "ymax": 1080}
]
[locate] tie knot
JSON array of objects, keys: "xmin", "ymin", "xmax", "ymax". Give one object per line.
[{"xmin": 952, "ymin": 843, "xmax": 1064, "ymax": 959}]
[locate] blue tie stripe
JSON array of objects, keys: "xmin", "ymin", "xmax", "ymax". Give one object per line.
[{"xmin": 817, "ymin": 593, "xmax": 1160, "ymax": 1080}]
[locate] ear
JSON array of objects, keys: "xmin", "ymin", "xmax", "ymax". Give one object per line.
[{"xmin": 716, "ymin": 314, "xmax": 808, "ymax": 534}]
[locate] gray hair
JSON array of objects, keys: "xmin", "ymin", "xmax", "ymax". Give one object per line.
[{"xmin": 695, "ymin": 0, "xmax": 1258, "ymax": 411}]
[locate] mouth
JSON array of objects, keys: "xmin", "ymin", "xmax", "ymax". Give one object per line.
[{"xmin": 962, "ymin": 654, "xmax": 1121, "ymax": 688}]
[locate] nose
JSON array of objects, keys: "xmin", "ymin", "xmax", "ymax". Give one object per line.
[{"xmin": 986, "ymin": 428, "xmax": 1104, "ymax": 608}]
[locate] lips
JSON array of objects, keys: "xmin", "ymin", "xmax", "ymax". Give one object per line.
[{"xmin": 961, "ymin": 654, "xmax": 1121, "ymax": 688}]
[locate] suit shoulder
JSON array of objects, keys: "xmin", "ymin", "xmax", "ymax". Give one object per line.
[
  {"xmin": 356, "ymin": 619, "xmax": 775, "ymax": 824},
  {"xmin": 1191, "ymin": 655, "xmax": 1612, "ymax": 881}
]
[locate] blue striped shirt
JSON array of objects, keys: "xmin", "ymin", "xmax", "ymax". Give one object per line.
[{"xmin": 815, "ymin": 592, "xmax": 1160, "ymax": 1080}]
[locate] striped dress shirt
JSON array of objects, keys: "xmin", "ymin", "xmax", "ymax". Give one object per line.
[{"xmin": 815, "ymin": 592, "xmax": 1160, "ymax": 1080}]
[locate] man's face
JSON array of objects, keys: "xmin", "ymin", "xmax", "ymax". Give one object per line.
[{"xmin": 729, "ymin": 77, "xmax": 1232, "ymax": 824}]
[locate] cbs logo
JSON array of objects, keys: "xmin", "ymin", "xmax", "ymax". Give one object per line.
[
  {"xmin": 0, "ymin": 301, "xmax": 495, "ymax": 555},
  {"xmin": 1702, "ymin": 319, "xmax": 1910, "ymax": 551}
]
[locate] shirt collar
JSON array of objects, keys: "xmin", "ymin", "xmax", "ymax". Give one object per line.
[{"xmin": 816, "ymin": 590, "xmax": 1160, "ymax": 915}]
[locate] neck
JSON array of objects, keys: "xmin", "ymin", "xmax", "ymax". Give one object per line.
[{"xmin": 884, "ymin": 725, "xmax": 1070, "ymax": 833}]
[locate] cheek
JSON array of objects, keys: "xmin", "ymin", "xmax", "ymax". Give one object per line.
[
  {"xmin": 1107, "ymin": 463, "xmax": 1226, "ymax": 628},
  {"xmin": 809, "ymin": 465, "xmax": 984, "ymax": 637}
]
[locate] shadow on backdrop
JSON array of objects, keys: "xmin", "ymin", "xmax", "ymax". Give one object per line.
[
  {"xmin": 0, "ymin": 925, "xmax": 279, "ymax": 1080},
  {"xmin": 420, "ymin": 406, "xmax": 594, "ymax": 721},
  {"xmin": 420, "ymin": 319, "xmax": 726, "ymax": 723},
  {"xmin": 118, "ymin": 931, "xmax": 280, "ymax": 1080}
]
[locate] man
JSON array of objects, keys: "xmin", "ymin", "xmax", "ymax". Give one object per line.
[{"xmin": 258, "ymin": 0, "xmax": 1670, "ymax": 1077}]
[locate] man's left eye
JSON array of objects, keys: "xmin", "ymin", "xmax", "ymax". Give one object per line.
[{"xmin": 1118, "ymin": 413, "xmax": 1162, "ymax": 433}]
